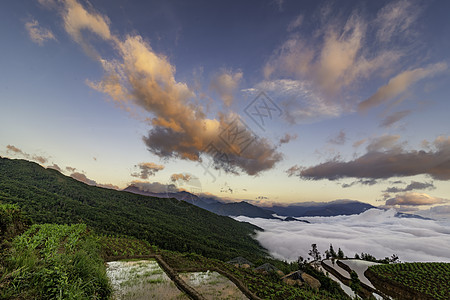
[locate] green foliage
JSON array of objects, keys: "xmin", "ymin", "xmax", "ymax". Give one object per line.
[
  {"xmin": 359, "ymin": 252, "xmax": 398, "ymax": 264},
  {"xmin": 1, "ymin": 223, "xmax": 111, "ymax": 299},
  {"xmin": 98, "ymin": 235, "xmax": 156, "ymax": 257},
  {"xmin": 369, "ymin": 262, "xmax": 450, "ymax": 300},
  {"xmin": 0, "ymin": 202, "xmax": 31, "ymax": 242},
  {"xmin": 0, "ymin": 157, "xmax": 266, "ymax": 261},
  {"xmin": 308, "ymin": 244, "xmax": 321, "ymax": 261}
]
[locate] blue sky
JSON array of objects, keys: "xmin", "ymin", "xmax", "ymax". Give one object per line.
[{"xmin": 1, "ymin": 0, "xmax": 449, "ymax": 217}]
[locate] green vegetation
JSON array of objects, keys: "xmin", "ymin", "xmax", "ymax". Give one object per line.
[
  {"xmin": 356, "ymin": 252, "xmax": 399, "ymax": 264},
  {"xmin": 349, "ymin": 270, "xmax": 360, "ymax": 294},
  {"xmin": 0, "ymin": 157, "xmax": 265, "ymax": 261},
  {"xmin": 0, "ymin": 203, "xmax": 31, "ymax": 247},
  {"xmin": 99, "ymin": 235, "xmax": 157, "ymax": 258},
  {"xmin": 0, "ymin": 223, "xmax": 111, "ymax": 299},
  {"xmin": 368, "ymin": 262, "xmax": 450, "ymax": 300}
]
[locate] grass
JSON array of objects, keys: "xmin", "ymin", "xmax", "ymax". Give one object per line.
[{"xmin": 0, "ymin": 223, "xmax": 111, "ymax": 300}]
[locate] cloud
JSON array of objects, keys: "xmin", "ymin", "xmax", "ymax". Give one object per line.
[
  {"xmin": 264, "ymin": 5, "xmax": 401, "ymax": 98},
  {"xmin": 129, "ymin": 180, "xmax": 178, "ymax": 193},
  {"xmin": 286, "ymin": 165, "xmax": 302, "ymax": 177},
  {"xmin": 279, "ymin": 133, "xmax": 297, "ymax": 145},
  {"xmin": 262, "ymin": 1, "xmax": 444, "ymax": 123},
  {"xmin": 70, "ymin": 172, "xmax": 97, "ymax": 185},
  {"xmin": 293, "ymin": 136, "xmax": 450, "ymax": 180},
  {"xmin": 249, "ymin": 79, "xmax": 342, "ymax": 124},
  {"xmin": 287, "ymin": 15, "xmax": 303, "ymax": 31},
  {"xmin": 352, "ymin": 139, "xmax": 366, "ymax": 148},
  {"xmin": 274, "ymin": 0, "xmax": 284, "ymax": 11},
  {"xmin": 341, "ymin": 179, "xmax": 377, "ymax": 188},
  {"xmin": 385, "ymin": 192, "xmax": 447, "ymax": 206},
  {"xmin": 131, "ymin": 162, "xmax": 164, "ymax": 179},
  {"xmin": 210, "ymin": 69, "xmax": 243, "ymax": 106},
  {"xmin": 374, "ymin": 0, "xmax": 421, "ymax": 43},
  {"xmin": 236, "ymin": 209, "xmax": 450, "ymax": 262},
  {"xmin": 6, "ymin": 145, "xmax": 23, "ymax": 154},
  {"xmin": 96, "ymin": 183, "xmax": 119, "ymax": 190},
  {"xmin": 328, "ymin": 130, "xmax": 346, "ymax": 145},
  {"xmin": 415, "ymin": 205, "xmax": 450, "ymax": 221},
  {"xmin": 45, "ymin": 0, "xmax": 281, "ymax": 176},
  {"xmin": 32, "ymin": 155, "xmax": 48, "ymax": 164},
  {"xmin": 383, "ymin": 181, "xmax": 435, "ymax": 193},
  {"xmin": 170, "ymin": 173, "xmax": 192, "ymax": 182},
  {"xmin": 366, "ymin": 135, "xmax": 401, "ymax": 152},
  {"xmin": 47, "ymin": 163, "xmax": 62, "ymax": 172},
  {"xmin": 37, "ymin": 0, "xmax": 57, "ymax": 8},
  {"xmin": 66, "ymin": 166, "xmax": 76, "ymax": 173},
  {"xmin": 70, "ymin": 171, "xmax": 118, "ymax": 189},
  {"xmin": 379, "ymin": 110, "xmax": 412, "ymax": 127},
  {"xmin": 61, "ymin": 0, "xmax": 114, "ymax": 57},
  {"xmin": 5, "ymin": 145, "xmax": 48, "ymax": 164},
  {"xmin": 25, "ymin": 19, "xmax": 56, "ymax": 46},
  {"xmin": 358, "ymin": 63, "xmax": 447, "ymax": 111}
]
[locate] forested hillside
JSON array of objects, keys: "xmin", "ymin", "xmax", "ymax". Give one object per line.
[{"xmin": 0, "ymin": 157, "xmax": 266, "ymax": 260}]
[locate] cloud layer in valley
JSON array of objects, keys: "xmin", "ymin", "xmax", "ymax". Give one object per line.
[{"xmin": 236, "ymin": 209, "xmax": 450, "ymax": 263}]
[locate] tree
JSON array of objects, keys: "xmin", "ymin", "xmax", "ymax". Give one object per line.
[
  {"xmin": 309, "ymin": 243, "xmax": 321, "ymax": 261},
  {"xmin": 329, "ymin": 244, "xmax": 337, "ymax": 258},
  {"xmin": 337, "ymin": 247, "xmax": 344, "ymax": 259},
  {"xmin": 297, "ymin": 256, "xmax": 307, "ymax": 270},
  {"xmin": 354, "ymin": 253, "xmax": 360, "ymax": 259},
  {"xmin": 389, "ymin": 254, "xmax": 400, "ymax": 263},
  {"xmin": 325, "ymin": 244, "xmax": 336, "ymax": 259}
]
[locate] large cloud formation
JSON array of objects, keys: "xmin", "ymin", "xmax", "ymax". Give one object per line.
[
  {"xmin": 262, "ymin": 1, "xmax": 446, "ymax": 123},
  {"xmin": 290, "ymin": 136, "xmax": 450, "ymax": 181},
  {"xmin": 45, "ymin": 0, "xmax": 282, "ymax": 176},
  {"xmin": 236, "ymin": 209, "xmax": 450, "ymax": 262}
]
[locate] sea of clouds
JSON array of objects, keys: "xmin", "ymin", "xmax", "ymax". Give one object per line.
[{"xmin": 235, "ymin": 209, "xmax": 450, "ymax": 263}]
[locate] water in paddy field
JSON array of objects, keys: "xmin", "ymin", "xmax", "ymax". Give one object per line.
[
  {"xmin": 106, "ymin": 259, "xmax": 188, "ymax": 300},
  {"xmin": 179, "ymin": 271, "xmax": 248, "ymax": 300}
]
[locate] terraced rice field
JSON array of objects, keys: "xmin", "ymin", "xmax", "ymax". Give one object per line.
[
  {"xmin": 106, "ymin": 259, "xmax": 188, "ymax": 300},
  {"xmin": 180, "ymin": 271, "xmax": 248, "ymax": 300}
]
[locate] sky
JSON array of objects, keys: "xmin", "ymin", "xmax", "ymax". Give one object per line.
[{"xmin": 1, "ymin": 0, "xmax": 449, "ymax": 216}]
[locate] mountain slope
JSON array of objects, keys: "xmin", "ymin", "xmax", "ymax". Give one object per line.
[
  {"xmin": 0, "ymin": 157, "xmax": 266, "ymax": 260},
  {"xmin": 124, "ymin": 185, "xmax": 278, "ymax": 219},
  {"xmin": 271, "ymin": 200, "xmax": 375, "ymax": 217}
]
